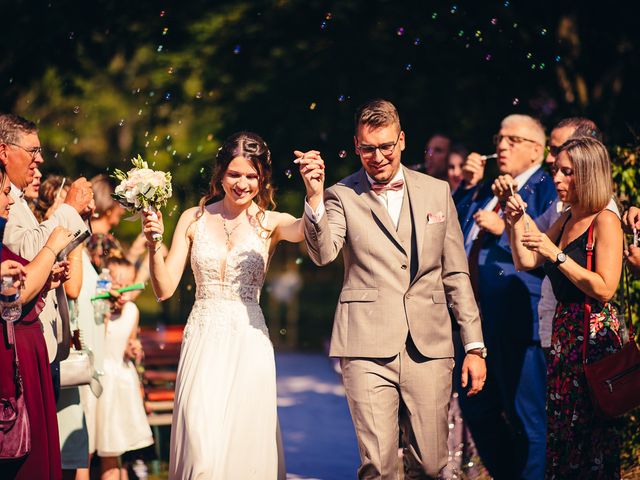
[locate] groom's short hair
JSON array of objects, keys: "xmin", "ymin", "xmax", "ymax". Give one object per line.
[{"xmin": 355, "ymin": 99, "xmax": 401, "ymax": 134}]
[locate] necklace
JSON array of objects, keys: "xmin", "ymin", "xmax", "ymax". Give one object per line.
[{"xmin": 221, "ymin": 205, "xmax": 243, "ymax": 249}]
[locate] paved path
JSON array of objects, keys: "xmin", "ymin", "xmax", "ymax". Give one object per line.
[{"xmin": 276, "ymin": 352, "xmax": 360, "ymax": 480}]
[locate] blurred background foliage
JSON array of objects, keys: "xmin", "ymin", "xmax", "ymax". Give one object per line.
[
  {"xmin": 2, "ymin": 0, "xmax": 640, "ymax": 469},
  {"xmin": 1, "ymin": 0, "xmax": 639, "ymax": 339}
]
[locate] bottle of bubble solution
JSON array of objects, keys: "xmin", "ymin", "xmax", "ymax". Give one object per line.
[
  {"xmin": 94, "ymin": 268, "xmax": 112, "ymax": 324},
  {"xmin": 0, "ymin": 275, "xmax": 22, "ymax": 328}
]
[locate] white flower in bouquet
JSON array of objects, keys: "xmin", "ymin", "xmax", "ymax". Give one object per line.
[{"xmin": 111, "ymin": 155, "xmax": 172, "ymax": 241}]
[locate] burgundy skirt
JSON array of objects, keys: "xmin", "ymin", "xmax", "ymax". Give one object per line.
[{"xmin": 0, "ymin": 248, "xmax": 61, "ymax": 480}]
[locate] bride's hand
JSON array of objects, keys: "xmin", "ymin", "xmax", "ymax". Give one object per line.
[{"xmin": 142, "ymin": 209, "xmax": 165, "ymax": 245}]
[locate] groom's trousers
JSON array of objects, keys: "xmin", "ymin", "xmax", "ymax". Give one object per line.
[{"xmin": 340, "ymin": 337, "xmax": 453, "ymax": 480}]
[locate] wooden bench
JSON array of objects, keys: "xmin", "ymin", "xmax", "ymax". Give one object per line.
[{"xmin": 139, "ymin": 325, "xmax": 183, "ymax": 427}]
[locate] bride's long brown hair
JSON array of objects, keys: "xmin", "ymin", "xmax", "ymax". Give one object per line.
[{"xmin": 196, "ymin": 132, "xmax": 276, "ymax": 226}]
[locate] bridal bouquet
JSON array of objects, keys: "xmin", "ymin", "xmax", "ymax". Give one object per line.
[{"xmin": 111, "ymin": 155, "xmax": 172, "ymax": 241}]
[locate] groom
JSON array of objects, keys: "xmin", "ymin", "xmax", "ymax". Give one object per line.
[{"xmin": 296, "ymin": 99, "xmax": 486, "ymax": 479}]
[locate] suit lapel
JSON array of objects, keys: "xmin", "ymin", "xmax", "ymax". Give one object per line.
[
  {"xmin": 403, "ymin": 167, "xmax": 429, "ymax": 283},
  {"xmin": 404, "ymin": 168, "xmax": 425, "ymax": 275},
  {"xmin": 353, "ymin": 169, "xmax": 406, "ymax": 254}
]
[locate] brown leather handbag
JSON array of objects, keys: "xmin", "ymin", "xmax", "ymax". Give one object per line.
[
  {"xmin": 582, "ymin": 221, "xmax": 640, "ymax": 418},
  {"xmin": 0, "ymin": 341, "xmax": 31, "ymax": 460}
]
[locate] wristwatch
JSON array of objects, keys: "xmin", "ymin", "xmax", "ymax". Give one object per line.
[
  {"xmin": 468, "ymin": 347, "xmax": 488, "ymax": 359},
  {"xmin": 554, "ymin": 251, "xmax": 567, "ymax": 267}
]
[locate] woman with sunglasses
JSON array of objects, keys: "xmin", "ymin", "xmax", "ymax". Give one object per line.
[{"xmin": 503, "ymin": 136, "xmax": 623, "ymax": 478}]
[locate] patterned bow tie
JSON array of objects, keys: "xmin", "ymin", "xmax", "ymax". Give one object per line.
[{"xmin": 371, "ymin": 179, "xmax": 404, "ymax": 194}]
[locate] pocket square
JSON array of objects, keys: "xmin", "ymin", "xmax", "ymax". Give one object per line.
[{"xmin": 427, "ymin": 211, "xmax": 446, "ymax": 224}]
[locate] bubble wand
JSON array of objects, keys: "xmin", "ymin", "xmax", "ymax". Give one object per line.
[{"xmin": 509, "ymin": 183, "xmax": 530, "ymax": 232}]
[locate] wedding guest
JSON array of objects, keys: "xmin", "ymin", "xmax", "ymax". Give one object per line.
[
  {"xmin": 297, "ymin": 99, "xmax": 486, "ymax": 478},
  {"xmin": 87, "ymin": 174, "xmax": 125, "ymax": 271},
  {"xmin": 455, "ymin": 114, "xmax": 556, "ymax": 479},
  {"xmin": 503, "ymin": 136, "xmax": 623, "ymax": 477},
  {"xmin": 1, "ymin": 163, "xmax": 75, "ymax": 480},
  {"xmin": 424, "ymin": 133, "xmax": 451, "ymax": 181},
  {"xmin": 0, "ymin": 113, "xmax": 94, "ymax": 479},
  {"xmin": 33, "ymin": 174, "xmax": 104, "ymax": 480},
  {"xmin": 23, "ymin": 166, "xmax": 42, "ymax": 203},
  {"xmin": 142, "ymin": 131, "xmax": 303, "ymax": 479},
  {"xmin": 88, "ymin": 174, "xmax": 154, "ymax": 299},
  {"xmin": 622, "ymin": 206, "xmax": 640, "ymax": 276},
  {"xmin": 533, "ymin": 118, "xmax": 606, "ymax": 351},
  {"xmin": 95, "ymin": 256, "xmax": 153, "ymax": 480},
  {"xmin": 447, "ymin": 144, "xmax": 467, "ymax": 193}
]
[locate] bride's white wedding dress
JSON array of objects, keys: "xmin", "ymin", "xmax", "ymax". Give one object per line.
[{"xmin": 169, "ymin": 211, "xmax": 284, "ymax": 479}]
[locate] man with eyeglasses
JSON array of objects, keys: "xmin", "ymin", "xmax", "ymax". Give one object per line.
[
  {"xmin": 455, "ymin": 114, "xmax": 556, "ymax": 480},
  {"xmin": 0, "ymin": 113, "xmax": 96, "ymax": 477},
  {"xmin": 296, "ymin": 99, "xmax": 486, "ymax": 479},
  {"xmin": 0, "ymin": 114, "xmax": 93, "ymax": 369}
]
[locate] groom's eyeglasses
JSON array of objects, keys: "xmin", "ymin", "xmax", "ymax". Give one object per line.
[{"xmin": 356, "ymin": 131, "xmax": 401, "ymax": 157}]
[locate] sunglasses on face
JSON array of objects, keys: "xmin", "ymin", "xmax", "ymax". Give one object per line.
[
  {"xmin": 545, "ymin": 145, "xmax": 562, "ymax": 157},
  {"xmin": 550, "ymin": 165, "xmax": 574, "ymax": 177}
]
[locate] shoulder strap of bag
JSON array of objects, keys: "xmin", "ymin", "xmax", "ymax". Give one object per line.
[
  {"xmin": 582, "ymin": 221, "xmax": 595, "ymax": 364},
  {"xmin": 582, "ymin": 215, "xmax": 635, "ymax": 364}
]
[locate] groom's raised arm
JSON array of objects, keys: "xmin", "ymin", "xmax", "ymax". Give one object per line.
[{"xmin": 295, "ymin": 149, "xmax": 345, "ymax": 266}]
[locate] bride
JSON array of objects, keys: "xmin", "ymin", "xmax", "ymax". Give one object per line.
[{"xmin": 142, "ymin": 132, "xmax": 318, "ymax": 479}]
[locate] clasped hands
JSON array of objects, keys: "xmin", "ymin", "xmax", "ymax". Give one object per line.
[
  {"xmin": 293, "ymin": 150, "xmax": 325, "ymax": 206},
  {"xmin": 496, "ymin": 175, "xmax": 559, "ymax": 261}
]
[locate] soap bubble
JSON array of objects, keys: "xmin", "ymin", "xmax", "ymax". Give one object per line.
[
  {"xmin": 233, "ymin": 45, "xmax": 241, "ymax": 54},
  {"xmin": 396, "ymin": 27, "xmax": 405, "ymax": 36},
  {"xmin": 285, "ymin": 169, "xmax": 292, "ymax": 179},
  {"xmin": 405, "ymin": 63, "xmax": 413, "ymax": 71},
  {"xmin": 512, "ymin": 98, "xmax": 520, "ymax": 106},
  {"xmin": 338, "ymin": 150, "xmax": 347, "ymax": 158},
  {"xmin": 73, "ymin": 106, "xmax": 80, "ymax": 114}
]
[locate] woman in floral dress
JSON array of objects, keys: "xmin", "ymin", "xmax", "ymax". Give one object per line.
[{"xmin": 502, "ymin": 136, "xmax": 623, "ymax": 478}]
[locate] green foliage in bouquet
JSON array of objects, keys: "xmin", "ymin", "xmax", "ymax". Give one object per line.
[{"xmin": 111, "ymin": 154, "xmax": 173, "ymax": 212}]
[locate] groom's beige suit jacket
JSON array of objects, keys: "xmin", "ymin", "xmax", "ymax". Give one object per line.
[{"xmin": 305, "ymin": 166, "xmax": 483, "ymax": 358}]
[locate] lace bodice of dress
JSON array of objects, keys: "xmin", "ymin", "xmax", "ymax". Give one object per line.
[{"xmin": 190, "ymin": 211, "xmax": 270, "ymax": 304}]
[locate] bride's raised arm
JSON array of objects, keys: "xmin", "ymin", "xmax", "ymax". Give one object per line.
[{"xmin": 142, "ymin": 206, "xmax": 198, "ymax": 301}]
